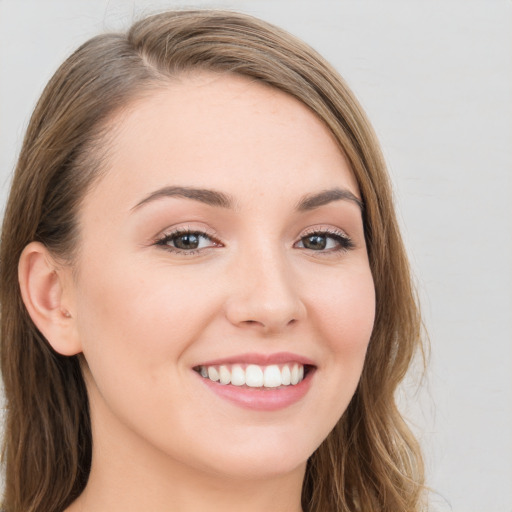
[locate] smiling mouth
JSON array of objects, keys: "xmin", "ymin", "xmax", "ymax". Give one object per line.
[{"xmin": 193, "ymin": 363, "xmax": 313, "ymax": 389}]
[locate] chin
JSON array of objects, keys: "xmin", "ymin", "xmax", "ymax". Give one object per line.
[
  {"xmin": 203, "ymin": 451, "xmax": 308, "ymax": 482},
  {"xmin": 183, "ymin": 428, "xmax": 319, "ymax": 481}
]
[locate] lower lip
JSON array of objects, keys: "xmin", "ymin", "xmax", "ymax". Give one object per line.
[{"xmin": 196, "ymin": 370, "xmax": 314, "ymax": 411}]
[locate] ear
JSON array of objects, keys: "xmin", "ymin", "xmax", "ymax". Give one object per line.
[{"xmin": 18, "ymin": 241, "xmax": 82, "ymax": 356}]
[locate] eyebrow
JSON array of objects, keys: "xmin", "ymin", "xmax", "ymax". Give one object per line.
[
  {"xmin": 131, "ymin": 185, "xmax": 363, "ymax": 212},
  {"xmin": 131, "ymin": 186, "xmax": 234, "ymax": 211},
  {"xmin": 296, "ymin": 188, "xmax": 363, "ymax": 211}
]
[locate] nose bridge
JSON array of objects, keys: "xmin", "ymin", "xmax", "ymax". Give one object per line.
[{"xmin": 225, "ymin": 238, "xmax": 306, "ymax": 332}]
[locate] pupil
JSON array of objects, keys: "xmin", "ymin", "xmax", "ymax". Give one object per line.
[
  {"xmin": 176, "ymin": 233, "xmax": 199, "ymax": 249},
  {"xmin": 304, "ymin": 235, "xmax": 326, "ymax": 250}
]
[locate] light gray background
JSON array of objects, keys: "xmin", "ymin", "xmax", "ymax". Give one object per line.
[{"xmin": 1, "ymin": 1, "xmax": 511, "ymax": 511}]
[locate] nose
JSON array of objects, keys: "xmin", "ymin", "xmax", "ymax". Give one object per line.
[{"xmin": 224, "ymin": 246, "xmax": 307, "ymax": 334}]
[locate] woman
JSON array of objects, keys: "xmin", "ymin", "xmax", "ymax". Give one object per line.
[{"xmin": 0, "ymin": 10, "xmax": 425, "ymax": 512}]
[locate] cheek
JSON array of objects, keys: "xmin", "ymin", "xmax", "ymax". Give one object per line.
[
  {"xmin": 76, "ymin": 260, "xmax": 212, "ymax": 354},
  {"xmin": 74, "ymin": 261, "xmax": 215, "ymax": 430},
  {"xmin": 305, "ymin": 262, "xmax": 375, "ymax": 423},
  {"xmin": 73, "ymin": 260, "xmax": 230, "ymax": 415},
  {"xmin": 310, "ymin": 265, "xmax": 376, "ymax": 355},
  {"xmin": 289, "ymin": 264, "xmax": 375, "ymax": 446}
]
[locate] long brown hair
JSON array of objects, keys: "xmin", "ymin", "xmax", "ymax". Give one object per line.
[{"xmin": 1, "ymin": 10, "xmax": 425, "ymax": 512}]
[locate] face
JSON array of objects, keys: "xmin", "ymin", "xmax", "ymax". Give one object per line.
[{"xmin": 68, "ymin": 73, "xmax": 375, "ymax": 481}]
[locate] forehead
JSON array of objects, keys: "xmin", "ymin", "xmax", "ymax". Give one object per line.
[{"xmin": 82, "ymin": 72, "xmax": 359, "ymax": 218}]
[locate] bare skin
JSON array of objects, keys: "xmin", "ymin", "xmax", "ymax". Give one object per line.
[{"xmin": 25, "ymin": 73, "xmax": 374, "ymax": 512}]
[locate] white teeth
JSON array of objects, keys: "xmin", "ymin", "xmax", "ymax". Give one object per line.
[
  {"xmin": 231, "ymin": 364, "xmax": 246, "ymax": 386},
  {"xmin": 198, "ymin": 363, "xmax": 307, "ymax": 388},
  {"xmin": 281, "ymin": 365, "xmax": 291, "ymax": 385},
  {"xmin": 208, "ymin": 366, "xmax": 219, "ymax": 382},
  {"xmin": 263, "ymin": 365, "xmax": 282, "ymax": 388},
  {"xmin": 246, "ymin": 365, "xmax": 264, "ymax": 387},
  {"xmin": 219, "ymin": 365, "xmax": 231, "ymax": 385},
  {"xmin": 290, "ymin": 364, "xmax": 299, "ymax": 385}
]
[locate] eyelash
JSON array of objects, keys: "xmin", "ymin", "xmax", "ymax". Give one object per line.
[
  {"xmin": 154, "ymin": 227, "xmax": 354, "ymax": 255},
  {"xmin": 295, "ymin": 228, "xmax": 355, "ymax": 253},
  {"xmin": 155, "ymin": 228, "xmax": 221, "ymax": 255}
]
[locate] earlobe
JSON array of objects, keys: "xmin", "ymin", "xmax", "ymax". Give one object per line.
[{"xmin": 18, "ymin": 242, "xmax": 82, "ymax": 356}]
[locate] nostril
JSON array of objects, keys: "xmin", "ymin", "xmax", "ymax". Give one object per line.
[{"xmin": 241, "ymin": 320, "xmax": 262, "ymax": 327}]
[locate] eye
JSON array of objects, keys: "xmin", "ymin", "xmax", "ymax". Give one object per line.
[
  {"xmin": 295, "ymin": 230, "xmax": 354, "ymax": 252},
  {"xmin": 155, "ymin": 229, "xmax": 220, "ymax": 254}
]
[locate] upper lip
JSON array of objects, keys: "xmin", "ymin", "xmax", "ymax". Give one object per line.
[{"xmin": 195, "ymin": 352, "xmax": 316, "ymax": 367}]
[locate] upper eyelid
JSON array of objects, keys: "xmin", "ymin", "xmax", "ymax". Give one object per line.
[
  {"xmin": 155, "ymin": 226, "xmax": 218, "ymax": 241},
  {"xmin": 298, "ymin": 226, "xmax": 351, "ymax": 239},
  {"xmin": 156, "ymin": 226, "xmax": 349, "ymax": 239}
]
